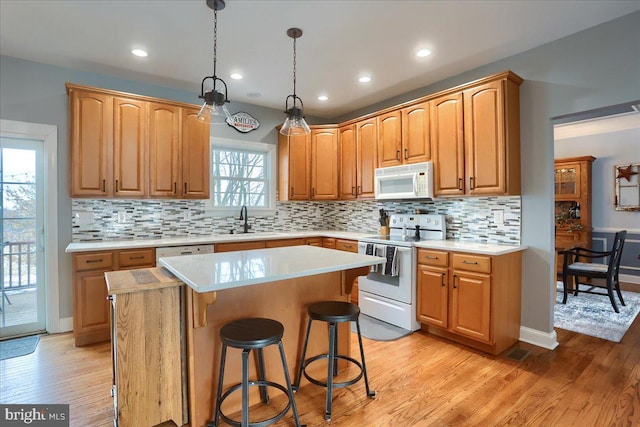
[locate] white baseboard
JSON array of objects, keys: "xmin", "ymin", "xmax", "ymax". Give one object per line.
[
  {"xmin": 621, "ymin": 274, "xmax": 640, "ymax": 285},
  {"xmin": 55, "ymin": 317, "xmax": 73, "ymax": 333},
  {"xmin": 519, "ymin": 326, "xmax": 559, "ymax": 350}
]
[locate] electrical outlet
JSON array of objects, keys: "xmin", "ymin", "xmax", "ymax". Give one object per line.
[
  {"xmin": 117, "ymin": 212, "xmax": 127, "ymax": 224},
  {"xmin": 493, "ymin": 210, "xmax": 504, "ymax": 225}
]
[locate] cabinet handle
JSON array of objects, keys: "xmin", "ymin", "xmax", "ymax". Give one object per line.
[
  {"xmin": 106, "ymin": 295, "xmax": 113, "ymax": 301},
  {"xmin": 469, "ymin": 176, "xmax": 475, "ymax": 190},
  {"xmin": 425, "ymin": 255, "xmax": 439, "ymax": 260},
  {"xmin": 458, "ymin": 178, "xmax": 463, "ymax": 191},
  {"xmin": 453, "ymin": 274, "xmax": 458, "ymax": 289},
  {"xmin": 291, "ymin": 186, "xmax": 294, "ymax": 195},
  {"xmin": 462, "ymin": 260, "xmax": 478, "ymax": 265},
  {"xmin": 128, "ymin": 256, "xmax": 145, "ymax": 260},
  {"xmin": 173, "ymin": 182, "xmax": 177, "ymax": 194},
  {"xmin": 441, "ymin": 273, "xmax": 446, "ymax": 287},
  {"xmin": 115, "ymin": 180, "xmax": 119, "ymax": 193},
  {"xmin": 351, "ymin": 186, "xmax": 356, "ymax": 196},
  {"xmin": 357, "ymin": 185, "xmax": 361, "ymax": 195},
  {"xmin": 312, "ymin": 187, "xmax": 315, "ymax": 197},
  {"xmin": 184, "ymin": 182, "xmax": 187, "ymax": 194},
  {"xmin": 404, "ymin": 148, "xmax": 408, "ymax": 160},
  {"xmin": 86, "ymin": 259, "xmax": 103, "ymax": 263},
  {"xmin": 396, "ymin": 150, "xmax": 400, "ymax": 160},
  {"xmin": 102, "ymin": 179, "xmax": 106, "ymax": 193}
]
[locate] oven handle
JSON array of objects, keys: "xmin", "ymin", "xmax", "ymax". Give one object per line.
[{"xmin": 357, "ymin": 243, "xmax": 412, "ymax": 253}]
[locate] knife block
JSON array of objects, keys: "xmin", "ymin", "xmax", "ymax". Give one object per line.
[{"xmin": 380, "ymin": 226, "xmax": 390, "ymax": 235}]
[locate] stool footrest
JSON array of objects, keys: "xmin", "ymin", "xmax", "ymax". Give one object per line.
[
  {"xmin": 217, "ymin": 380, "xmax": 291, "ymax": 427},
  {"xmin": 301, "ymin": 354, "xmax": 364, "ymax": 389}
]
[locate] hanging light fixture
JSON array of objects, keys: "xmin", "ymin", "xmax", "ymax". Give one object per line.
[
  {"xmin": 197, "ymin": 0, "xmax": 231, "ymax": 124},
  {"xmin": 280, "ymin": 28, "xmax": 311, "ymax": 136}
]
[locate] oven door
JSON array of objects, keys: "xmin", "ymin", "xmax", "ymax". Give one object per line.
[{"xmin": 357, "ymin": 243, "xmax": 414, "ymax": 304}]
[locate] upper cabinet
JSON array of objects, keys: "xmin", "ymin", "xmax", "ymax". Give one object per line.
[
  {"xmin": 378, "ymin": 103, "xmax": 431, "ymax": 168},
  {"xmin": 338, "ymin": 125, "xmax": 357, "ymax": 200},
  {"xmin": 67, "ymin": 83, "xmax": 210, "ymax": 199},
  {"xmin": 356, "ymin": 118, "xmax": 378, "ymax": 198},
  {"xmin": 277, "ymin": 132, "xmax": 311, "ymax": 200},
  {"xmin": 377, "ymin": 110, "xmax": 402, "ymax": 167},
  {"xmin": 432, "ymin": 73, "xmax": 522, "ymax": 196},
  {"xmin": 311, "ymin": 128, "xmax": 339, "ymax": 200}
]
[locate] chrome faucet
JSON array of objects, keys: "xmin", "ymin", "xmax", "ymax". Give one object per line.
[{"xmin": 239, "ymin": 205, "xmax": 251, "ymax": 233}]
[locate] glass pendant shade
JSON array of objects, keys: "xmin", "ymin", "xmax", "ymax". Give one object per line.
[
  {"xmin": 280, "ymin": 107, "xmax": 311, "ymax": 136},
  {"xmin": 197, "ymin": 88, "xmax": 232, "ymax": 123}
]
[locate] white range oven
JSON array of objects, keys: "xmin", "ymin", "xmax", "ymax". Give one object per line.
[{"xmin": 357, "ymin": 213, "xmax": 446, "ymax": 331}]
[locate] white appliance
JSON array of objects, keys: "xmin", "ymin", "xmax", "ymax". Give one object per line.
[
  {"xmin": 358, "ymin": 213, "xmax": 446, "ymax": 331},
  {"xmin": 156, "ymin": 244, "xmax": 215, "ymax": 262},
  {"xmin": 374, "ymin": 161, "xmax": 434, "ymax": 200}
]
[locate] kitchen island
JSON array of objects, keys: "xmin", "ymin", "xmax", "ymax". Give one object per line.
[{"xmin": 108, "ymin": 245, "xmax": 384, "ymax": 427}]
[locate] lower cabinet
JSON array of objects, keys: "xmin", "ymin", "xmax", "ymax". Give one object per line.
[
  {"xmin": 72, "ymin": 248, "xmax": 155, "ymax": 346},
  {"xmin": 110, "ymin": 284, "xmax": 186, "ymax": 427},
  {"xmin": 417, "ymin": 248, "xmax": 521, "ymax": 354},
  {"xmin": 335, "ymin": 239, "xmax": 360, "ymax": 304}
]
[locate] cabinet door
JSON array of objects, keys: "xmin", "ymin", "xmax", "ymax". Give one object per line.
[
  {"xmin": 290, "ymin": 133, "xmax": 312, "ymax": 200},
  {"xmin": 463, "ymin": 80, "xmax": 505, "ymax": 195},
  {"xmin": 181, "ymin": 108, "xmax": 210, "ymax": 199},
  {"xmin": 377, "ymin": 111, "xmax": 402, "ymax": 167},
  {"xmin": 417, "ymin": 265, "xmax": 448, "ymax": 328},
  {"xmin": 149, "ymin": 103, "xmax": 181, "ymax": 197},
  {"xmin": 339, "ymin": 125, "xmax": 357, "ymax": 200},
  {"xmin": 113, "ymin": 97, "xmax": 146, "ymax": 197},
  {"xmin": 356, "ymin": 118, "xmax": 377, "ymax": 198},
  {"xmin": 401, "ymin": 102, "xmax": 431, "ymax": 164},
  {"xmin": 335, "ymin": 239, "xmax": 358, "ymax": 253},
  {"xmin": 554, "ymin": 163, "xmax": 582, "ymax": 200},
  {"xmin": 431, "ymin": 93, "xmax": 464, "ymax": 196},
  {"xmin": 450, "ymin": 271, "xmax": 491, "ymax": 343},
  {"xmin": 311, "ymin": 128, "xmax": 339, "ymax": 200},
  {"xmin": 69, "ymin": 90, "xmax": 112, "ymax": 196},
  {"xmin": 73, "ymin": 269, "xmax": 111, "ymax": 346}
]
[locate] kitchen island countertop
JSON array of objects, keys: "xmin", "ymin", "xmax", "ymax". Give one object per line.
[{"xmin": 158, "ymin": 245, "xmax": 385, "ymax": 293}]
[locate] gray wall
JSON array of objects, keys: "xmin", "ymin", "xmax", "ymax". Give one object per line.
[
  {"xmin": 1, "ymin": 11, "xmax": 639, "ymax": 336},
  {"xmin": 335, "ymin": 11, "xmax": 640, "ymax": 334}
]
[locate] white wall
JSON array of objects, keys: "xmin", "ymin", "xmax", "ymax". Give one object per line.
[{"xmin": 555, "ymin": 115, "xmax": 640, "ymax": 231}]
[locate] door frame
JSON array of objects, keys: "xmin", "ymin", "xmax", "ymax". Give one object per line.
[{"xmin": 0, "ymin": 119, "xmax": 59, "ymax": 334}]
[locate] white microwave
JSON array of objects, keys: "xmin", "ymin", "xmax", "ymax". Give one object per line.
[{"xmin": 374, "ymin": 161, "xmax": 434, "ymax": 200}]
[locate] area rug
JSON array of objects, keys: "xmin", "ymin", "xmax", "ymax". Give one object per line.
[
  {"xmin": 0, "ymin": 335, "xmax": 40, "ymax": 360},
  {"xmin": 351, "ymin": 314, "xmax": 413, "ymax": 341},
  {"xmin": 554, "ymin": 282, "xmax": 640, "ymax": 342}
]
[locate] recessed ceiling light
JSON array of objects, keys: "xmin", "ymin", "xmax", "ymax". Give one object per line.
[
  {"xmin": 317, "ymin": 95, "xmax": 328, "ymax": 101},
  {"xmin": 230, "ymin": 73, "xmax": 243, "ymax": 80},
  {"xmin": 131, "ymin": 49, "xmax": 148, "ymax": 57},
  {"xmin": 358, "ymin": 75, "xmax": 372, "ymax": 83},
  {"xmin": 247, "ymin": 92, "xmax": 262, "ymax": 98},
  {"xmin": 416, "ymin": 49, "xmax": 432, "ymax": 58}
]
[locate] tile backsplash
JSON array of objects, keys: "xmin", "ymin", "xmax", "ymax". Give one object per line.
[{"xmin": 72, "ymin": 196, "xmax": 521, "ymax": 244}]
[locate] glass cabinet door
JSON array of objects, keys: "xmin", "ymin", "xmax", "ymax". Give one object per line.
[{"xmin": 554, "ymin": 163, "xmax": 581, "ymax": 200}]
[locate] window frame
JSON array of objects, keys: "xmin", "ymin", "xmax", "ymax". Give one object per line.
[{"xmin": 206, "ymin": 137, "xmax": 277, "ymax": 217}]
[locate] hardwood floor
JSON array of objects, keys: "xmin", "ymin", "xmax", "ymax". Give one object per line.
[{"xmin": 1, "ymin": 314, "xmax": 639, "ymax": 427}]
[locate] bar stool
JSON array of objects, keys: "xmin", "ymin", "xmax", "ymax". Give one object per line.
[
  {"xmin": 293, "ymin": 301, "xmax": 375, "ymax": 421},
  {"xmin": 209, "ymin": 317, "xmax": 304, "ymax": 427}
]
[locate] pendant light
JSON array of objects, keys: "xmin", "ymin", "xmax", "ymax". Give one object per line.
[
  {"xmin": 280, "ymin": 28, "xmax": 311, "ymax": 136},
  {"xmin": 197, "ymin": 0, "xmax": 231, "ymax": 124}
]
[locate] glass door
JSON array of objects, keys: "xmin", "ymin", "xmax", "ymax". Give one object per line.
[{"xmin": 0, "ymin": 137, "xmax": 46, "ymax": 338}]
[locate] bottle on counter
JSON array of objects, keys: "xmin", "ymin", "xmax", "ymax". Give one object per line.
[
  {"xmin": 575, "ymin": 203, "xmax": 581, "ymax": 219},
  {"xmin": 569, "ymin": 204, "xmax": 576, "ymax": 219}
]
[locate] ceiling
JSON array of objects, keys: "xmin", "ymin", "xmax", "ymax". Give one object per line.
[{"xmin": 1, "ymin": 1, "xmax": 639, "ymax": 120}]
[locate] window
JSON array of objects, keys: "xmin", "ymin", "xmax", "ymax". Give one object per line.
[{"xmin": 208, "ymin": 138, "xmax": 276, "ymax": 214}]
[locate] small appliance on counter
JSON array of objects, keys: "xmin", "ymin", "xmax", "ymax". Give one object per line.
[{"xmin": 357, "ymin": 213, "xmax": 446, "ymax": 331}]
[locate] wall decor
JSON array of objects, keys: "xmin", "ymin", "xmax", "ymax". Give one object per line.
[
  {"xmin": 614, "ymin": 163, "xmax": 640, "ymax": 211},
  {"xmin": 226, "ymin": 111, "xmax": 260, "ymax": 133}
]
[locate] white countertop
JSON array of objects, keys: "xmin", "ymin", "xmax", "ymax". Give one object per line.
[
  {"xmin": 414, "ymin": 240, "xmax": 526, "ymax": 255},
  {"xmin": 158, "ymin": 245, "xmax": 385, "ymax": 293},
  {"xmin": 65, "ymin": 230, "xmax": 368, "ymax": 252}
]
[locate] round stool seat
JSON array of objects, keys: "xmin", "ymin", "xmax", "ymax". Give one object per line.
[
  {"xmin": 220, "ymin": 318, "xmax": 284, "ymax": 349},
  {"xmin": 307, "ymin": 301, "xmax": 359, "ymax": 323}
]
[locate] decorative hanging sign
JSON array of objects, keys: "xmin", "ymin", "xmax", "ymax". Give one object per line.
[{"xmin": 226, "ymin": 111, "xmax": 260, "ymax": 133}]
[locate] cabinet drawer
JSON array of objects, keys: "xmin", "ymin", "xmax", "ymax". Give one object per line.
[
  {"xmin": 417, "ymin": 249, "xmax": 448, "ymax": 267},
  {"xmin": 323, "ymin": 238, "xmax": 336, "ymax": 249},
  {"xmin": 118, "ymin": 248, "xmax": 155, "ymax": 268},
  {"xmin": 452, "ymin": 253, "xmax": 491, "ymax": 274},
  {"xmin": 74, "ymin": 252, "xmax": 114, "ymax": 271},
  {"xmin": 336, "ymin": 239, "xmax": 357, "ymax": 253}
]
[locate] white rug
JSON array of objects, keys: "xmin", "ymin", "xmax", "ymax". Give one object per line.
[{"xmin": 554, "ymin": 282, "xmax": 640, "ymax": 342}]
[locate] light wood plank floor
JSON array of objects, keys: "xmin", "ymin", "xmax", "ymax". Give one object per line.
[{"xmin": 1, "ymin": 314, "xmax": 638, "ymax": 427}]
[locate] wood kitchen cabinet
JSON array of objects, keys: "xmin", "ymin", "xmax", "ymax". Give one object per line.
[
  {"xmin": 335, "ymin": 239, "xmax": 360, "ymax": 304},
  {"xmin": 311, "ymin": 128, "xmax": 339, "ymax": 200},
  {"xmin": 417, "ymin": 248, "xmax": 522, "ymax": 355},
  {"xmin": 431, "ymin": 72, "xmax": 522, "ymax": 197},
  {"xmin": 277, "ymin": 132, "xmax": 311, "ymax": 200},
  {"xmin": 72, "ymin": 248, "xmax": 155, "ymax": 346},
  {"xmin": 355, "ymin": 118, "xmax": 378, "ymax": 198},
  {"xmin": 339, "ymin": 124, "xmax": 358, "ymax": 199},
  {"xmin": 67, "ymin": 83, "xmax": 210, "ymax": 199},
  {"xmin": 378, "ymin": 103, "xmax": 431, "ymax": 168}
]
